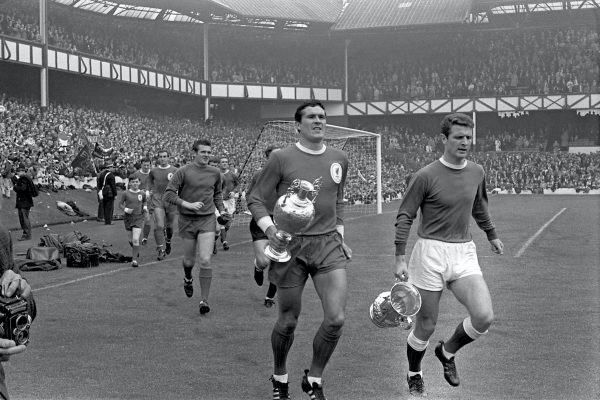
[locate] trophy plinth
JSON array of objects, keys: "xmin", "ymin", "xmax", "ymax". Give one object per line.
[{"xmin": 265, "ymin": 179, "xmax": 318, "ymax": 262}]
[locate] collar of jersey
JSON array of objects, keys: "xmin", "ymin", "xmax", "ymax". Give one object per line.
[
  {"xmin": 295, "ymin": 142, "xmax": 326, "ymax": 155},
  {"xmin": 158, "ymin": 165, "xmax": 171, "ymax": 169},
  {"xmin": 439, "ymin": 157, "xmax": 467, "ymax": 170}
]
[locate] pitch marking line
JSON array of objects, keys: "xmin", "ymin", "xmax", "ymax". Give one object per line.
[
  {"xmin": 35, "ymin": 211, "xmax": 392, "ymax": 292},
  {"xmin": 514, "ymin": 207, "xmax": 566, "ymax": 258}
]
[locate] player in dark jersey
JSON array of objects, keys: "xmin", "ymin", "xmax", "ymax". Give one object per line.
[
  {"xmin": 147, "ymin": 150, "xmax": 178, "ymax": 260},
  {"xmin": 118, "ymin": 176, "xmax": 148, "ymax": 268},
  {"xmin": 248, "ymin": 101, "xmax": 352, "ymax": 400},
  {"xmin": 394, "ymin": 113, "xmax": 504, "ymax": 397},
  {"xmin": 128, "ymin": 158, "xmax": 152, "ymax": 246},
  {"xmin": 164, "ymin": 139, "xmax": 225, "ymax": 315},
  {"xmin": 247, "ymin": 145, "xmax": 281, "ymax": 308},
  {"xmin": 218, "ymin": 156, "xmax": 239, "ymax": 251}
]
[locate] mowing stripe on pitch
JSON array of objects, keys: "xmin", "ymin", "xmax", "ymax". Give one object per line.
[{"xmin": 514, "ymin": 207, "xmax": 566, "ymax": 258}]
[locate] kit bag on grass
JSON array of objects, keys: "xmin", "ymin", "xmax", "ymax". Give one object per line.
[
  {"xmin": 65, "ymin": 243, "xmax": 100, "ymax": 268},
  {"xmin": 26, "ymin": 246, "xmax": 60, "ymax": 262}
]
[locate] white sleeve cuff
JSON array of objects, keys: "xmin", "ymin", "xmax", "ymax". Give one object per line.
[
  {"xmin": 257, "ymin": 216, "xmax": 275, "ymax": 234},
  {"xmin": 336, "ymin": 225, "xmax": 344, "ymax": 238}
]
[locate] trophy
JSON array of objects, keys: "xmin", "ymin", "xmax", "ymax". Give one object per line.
[
  {"xmin": 264, "ymin": 178, "xmax": 320, "ymax": 262},
  {"xmin": 369, "ymin": 276, "xmax": 422, "ymax": 330}
]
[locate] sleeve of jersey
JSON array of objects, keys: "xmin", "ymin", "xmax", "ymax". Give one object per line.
[
  {"xmin": 472, "ymin": 172, "xmax": 498, "ymax": 241},
  {"xmin": 214, "ymin": 172, "xmax": 224, "ymax": 213},
  {"xmin": 394, "ymin": 173, "xmax": 427, "ymax": 256},
  {"xmin": 147, "ymin": 171, "xmax": 154, "ymax": 191},
  {"xmin": 247, "ymin": 156, "xmax": 280, "ymax": 223},
  {"xmin": 163, "ymin": 168, "xmax": 184, "ymax": 206},
  {"xmin": 335, "ymin": 155, "xmax": 349, "ymax": 225}
]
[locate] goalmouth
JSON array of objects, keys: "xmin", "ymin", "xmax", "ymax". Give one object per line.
[{"xmin": 232, "ymin": 121, "xmax": 382, "ymax": 226}]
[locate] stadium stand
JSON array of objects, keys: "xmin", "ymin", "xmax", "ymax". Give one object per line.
[{"xmin": 0, "ymin": 0, "xmax": 598, "ymax": 205}]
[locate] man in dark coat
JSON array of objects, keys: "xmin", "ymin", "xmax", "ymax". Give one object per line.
[
  {"xmin": 12, "ymin": 164, "xmax": 36, "ymax": 241},
  {"xmin": 97, "ymin": 163, "xmax": 117, "ymax": 225}
]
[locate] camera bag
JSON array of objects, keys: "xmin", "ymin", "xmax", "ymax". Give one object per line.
[{"xmin": 65, "ymin": 243, "xmax": 100, "ymax": 268}]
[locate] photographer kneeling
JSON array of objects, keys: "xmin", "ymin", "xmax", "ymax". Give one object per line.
[{"xmin": 0, "ymin": 222, "xmax": 36, "ymax": 400}]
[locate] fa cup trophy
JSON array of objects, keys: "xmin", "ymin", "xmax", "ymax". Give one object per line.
[
  {"xmin": 369, "ymin": 275, "xmax": 422, "ymax": 329},
  {"xmin": 264, "ymin": 178, "xmax": 320, "ymax": 262}
]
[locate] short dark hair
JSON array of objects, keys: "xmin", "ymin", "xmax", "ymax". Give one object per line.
[
  {"xmin": 141, "ymin": 158, "xmax": 151, "ymax": 164},
  {"xmin": 294, "ymin": 100, "xmax": 326, "ymax": 123},
  {"xmin": 192, "ymin": 138, "xmax": 211, "ymax": 152},
  {"xmin": 440, "ymin": 113, "xmax": 474, "ymax": 138}
]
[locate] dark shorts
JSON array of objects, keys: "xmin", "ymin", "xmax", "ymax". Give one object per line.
[
  {"xmin": 150, "ymin": 193, "xmax": 177, "ymax": 213},
  {"xmin": 124, "ymin": 213, "xmax": 145, "ymax": 231},
  {"xmin": 268, "ymin": 231, "xmax": 349, "ymax": 288},
  {"xmin": 249, "ymin": 218, "xmax": 268, "ymax": 241},
  {"xmin": 178, "ymin": 214, "xmax": 216, "ymax": 240}
]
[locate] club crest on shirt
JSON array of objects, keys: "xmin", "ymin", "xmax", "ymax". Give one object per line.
[
  {"xmin": 138, "ymin": 194, "xmax": 143, "ymax": 202},
  {"xmin": 330, "ymin": 162, "xmax": 342, "ymax": 184},
  {"xmin": 167, "ymin": 172, "xmax": 174, "ymax": 180}
]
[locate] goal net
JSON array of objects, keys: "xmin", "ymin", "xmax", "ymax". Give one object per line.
[{"xmin": 231, "ymin": 120, "xmax": 382, "ymax": 227}]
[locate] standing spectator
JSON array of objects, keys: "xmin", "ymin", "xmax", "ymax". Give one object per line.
[
  {"xmin": 12, "ymin": 164, "xmax": 37, "ymax": 241},
  {"xmin": 97, "ymin": 162, "xmax": 117, "ymax": 225},
  {"xmin": 0, "ymin": 158, "xmax": 13, "ymax": 199}
]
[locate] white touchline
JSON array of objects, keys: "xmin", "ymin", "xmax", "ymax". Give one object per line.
[{"xmin": 514, "ymin": 208, "xmax": 566, "ymax": 258}]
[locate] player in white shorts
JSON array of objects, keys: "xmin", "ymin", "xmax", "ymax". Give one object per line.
[{"xmin": 393, "ymin": 113, "xmax": 504, "ymax": 397}]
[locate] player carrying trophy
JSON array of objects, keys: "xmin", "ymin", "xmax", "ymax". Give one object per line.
[{"xmin": 247, "ymin": 100, "xmax": 352, "ymax": 400}]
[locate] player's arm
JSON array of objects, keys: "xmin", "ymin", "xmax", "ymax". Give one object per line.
[
  {"xmin": 213, "ymin": 172, "xmax": 225, "ymax": 214},
  {"xmin": 335, "ymin": 157, "xmax": 352, "ymax": 259},
  {"xmin": 393, "ymin": 173, "xmax": 426, "ymax": 279},
  {"xmin": 146, "ymin": 170, "xmax": 155, "ymax": 196},
  {"xmin": 247, "ymin": 155, "xmax": 287, "ymax": 247},
  {"xmin": 472, "ymin": 173, "xmax": 504, "ymax": 255}
]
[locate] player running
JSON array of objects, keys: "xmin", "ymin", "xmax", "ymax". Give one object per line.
[{"xmin": 147, "ymin": 150, "xmax": 178, "ymax": 260}]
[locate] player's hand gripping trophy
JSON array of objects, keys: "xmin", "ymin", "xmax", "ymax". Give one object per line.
[
  {"xmin": 264, "ymin": 178, "xmax": 321, "ymax": 262},
  {"xmin": 369, "ymin": 273, "xmax": 422, "ymax": 329}
]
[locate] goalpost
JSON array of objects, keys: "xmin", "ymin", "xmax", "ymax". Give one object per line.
[{"xmin": 232, "ymin": 120, "xmax": 382, "ymax": 227}]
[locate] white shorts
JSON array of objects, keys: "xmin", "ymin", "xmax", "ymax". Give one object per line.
[{"xmin": 408, "ymin": 238, "xmax": 482, "ymax": 291}]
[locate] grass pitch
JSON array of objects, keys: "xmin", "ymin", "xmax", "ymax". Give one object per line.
[{"xmin": 4, "ymin": 195, "xmax": 599, "ymax": 400}]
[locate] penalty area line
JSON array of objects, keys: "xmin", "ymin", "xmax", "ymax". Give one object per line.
[{"xmin": 514, "ymin": 207, "xmax": 566, "ymax": 258}]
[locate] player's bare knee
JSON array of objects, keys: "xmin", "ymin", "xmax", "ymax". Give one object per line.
[
  {"xmin": 415, "ymin": 315, "xmax": 437, "ymax": 337},
  {"xmin": 276, "ymin": 315, "xmax": 298, "ymax": 334},
  {"xmin": 255, "ymin": 257, "xmax": 270, "ymax": 271},
  {"xmin": 471, "ymin": 311, "xmax": 494, "ymax": 332},
  {"xmin": 197, "ymin": 254, "xmax": 212, "ymax": 268},
  {"xmin": 323, "ymin": 314, "xmax": 345, "ymax": 330},
  {"xmin": 131, "ymin": 238, "xmax": 140, "ymax": 246}
]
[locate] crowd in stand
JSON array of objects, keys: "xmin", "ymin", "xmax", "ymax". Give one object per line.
[
  {"xmin": 1, "ymin": 93, "xmax": 599, "ymax": 207},
  {"xmin": 0, "ymin": 0, "xmax": 597, "ymax": 97},
  {"xmin": 349, "ymin": 26, "xmax": 599, "ymax": 101}
]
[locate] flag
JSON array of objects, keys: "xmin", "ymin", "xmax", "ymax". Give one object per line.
[{"xmin": 71, "ymin": 144, "xmax": 96, "ymax": 176}]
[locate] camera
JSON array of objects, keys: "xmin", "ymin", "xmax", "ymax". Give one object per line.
[{"xmin": 0, "ymin": 295, "xmax": 31, "ymax": 346}]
